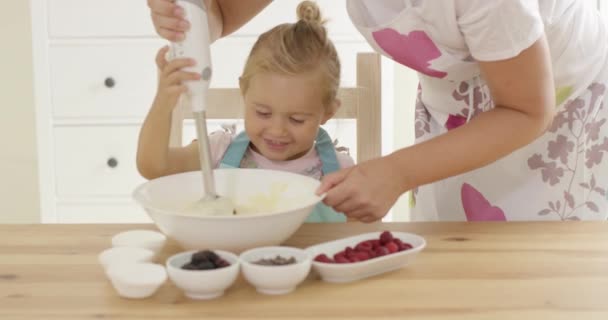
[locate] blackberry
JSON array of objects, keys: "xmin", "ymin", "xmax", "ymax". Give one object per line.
[{"xmin": 191, "ymin": 250, "xmax": 219, "ymax": 264}]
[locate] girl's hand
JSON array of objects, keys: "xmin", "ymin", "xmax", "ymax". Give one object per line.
[
  {"xmin": 317, "ymin": 156, "xmax": 407, "ymax": 223},
  {"xmin": 147, "ymin": 0, "xmax": 189, "ymax": 41},
  {"xmin": 154, "ymin": 46, "xmax": 201, "ymax": 110}
]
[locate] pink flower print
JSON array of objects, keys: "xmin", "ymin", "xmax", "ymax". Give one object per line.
[
  {"xmin": 446, "ymin": 114, "xmax": 466, "ymax": 130},
  {"xmin": 547, "ymin": 135, "xmax": 574, "ymax": 165},
  {"xmin": 415, "ymin": 85, "xmax": 431, "ymax": 139},
  {"xmin": 528, "ymin": 154, "xmax": 565, "ymax": 186},
  {"xmin": 461, "ymin": 183, "xmax": 506, "ymax": 221},
  {"xmin": 372, "ymin": 28, "xmax": 447, "ymax": 78},
  {"xmin": 585, "ymin": 138, "xmax": 608, "ymax": 169},
  {"xmin": 585, "ymin": 118, "xmax": 606, "ymax": 142}
]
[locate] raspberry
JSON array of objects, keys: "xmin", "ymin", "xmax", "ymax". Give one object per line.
[
  {"xmin": 400, "ymin": 242, "xmax": 413, "ymax": 251},
  {"xmin": 379, "ymin": 231, "xmax": 394, "ymax": 245},
  {"xmin": 333, "ymin": 252, "xmax": 346, "ymax": 261},
  {"xmin": 314, "ymin": 254, "xmax": 333, "ymax": 263},
  {"xmin": 315, "ymin": 233, "xmax": 411, "ymax": 265},
  {"xmin": 385, "ymin": 242, "xmax": 399, "ymax": 253},
  {"xmin": 370, "ymin": 239, "xmax": 381, "ymax": 249},
  {"xmin": 393, "ymin": 238, "xmax": 413, "ymax": 251},
  {"xmin": 335, "ymin": 255, "xmax": 350, "ymax": 263},
  {"xmin": 375, "ymin": 246, "xmax": 389, "ymax": 257},
  {"xmin": 345, "ymin": 246, "xmax": 355, "ymax": 256},
  {"xmin": 355, "ymin": 251, "xmax": 371, "ymax": 261},
  {"xmin": 349, "ymin": 256, "xmax": 361, "ymax": 263},
  {"xmin": 355, "ymin": 241, "xmax": 373, "ymax": 252}
]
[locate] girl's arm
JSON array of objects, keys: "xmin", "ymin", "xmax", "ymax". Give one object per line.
[{"xmin": 137, "ymin": 47, "xmax": 201, "ymax": 179}]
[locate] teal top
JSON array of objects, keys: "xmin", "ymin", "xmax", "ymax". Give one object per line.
[{"xmin": 218, "ymin": 128, "xmax": 346, "ymax": 222}]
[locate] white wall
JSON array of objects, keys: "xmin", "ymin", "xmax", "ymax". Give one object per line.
[{"xmin": 0, "ymin": 1, "xmax": 40, "ymax": 223}]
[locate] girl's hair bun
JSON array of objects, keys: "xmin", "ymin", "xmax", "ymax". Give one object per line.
[{"xmin": 297, "ymin": 1, "xmax": 323, "ymax": 25}]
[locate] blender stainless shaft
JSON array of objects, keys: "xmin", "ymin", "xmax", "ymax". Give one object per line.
[{"xmin": 193, "ymin": 110, "xmax": 217, "ymax": 200}]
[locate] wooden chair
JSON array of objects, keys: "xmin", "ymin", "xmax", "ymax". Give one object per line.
[{"xmin": 169, "ymin": 52, "xmax": 381, "ymax": 164}]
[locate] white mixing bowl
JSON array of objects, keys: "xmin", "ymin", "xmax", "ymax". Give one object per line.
[{"xmin": 132, "ymin": 169, "xmax": 323, "ymax": 252}]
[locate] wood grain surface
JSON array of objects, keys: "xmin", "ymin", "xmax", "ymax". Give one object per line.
[{"xmin": 1, "ymin": 222, "xmax": 607, "ymax": 319}]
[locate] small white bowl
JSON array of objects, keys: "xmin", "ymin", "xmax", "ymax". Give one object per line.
[
  {"xmin": 166, "ymin": 250, "xmax": 240, "ymax": 300},
  {"xmin": 106, "ymin": 262, "xmax": 167, "ymax": 299},
  {"xmin": 239, "ymin": 246, "xmax": 311, "ymax": 295},
  {"xmin": 111, "ymin": 230, "xmax": 167, "ymax": 257},
  {"xmin": 98, "ymin": 246, "xmax": 155, "ymax": 276},
  {"xmin": 306, "ymin": 232, "xmax": 426, "ymax": 283}
]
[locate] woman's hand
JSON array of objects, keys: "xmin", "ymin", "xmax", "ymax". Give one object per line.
[
  {"xmin": 147, "ymin": 0, "xmax": 271, "ymax": 41},
  {"xmin": 153, "ymin": 46, "xmax": 200, "ymax": 111},
  {"xmin": 147, "ymin": 0, "xmax": 189, "ymax": 41},
  {"xmin": 317, "ymin": 156, "xmax": 407, "ymax": 223}
]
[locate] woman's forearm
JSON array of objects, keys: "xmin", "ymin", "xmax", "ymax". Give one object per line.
[
  {"xmin": 389, "ymin": 105, "xmax": 553, "ymax": 193},
  {"xmin": 208, "ymin": 0, "xmax": 272, "ymax": 38},
  {"xmin": 392, "ymin": 35, "xmax": 556, "ymax": 193}
]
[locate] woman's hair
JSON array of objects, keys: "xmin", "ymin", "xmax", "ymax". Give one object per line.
[{"xmin": 239, "ymin": 1, "xmax": 341, "ymax": 107}]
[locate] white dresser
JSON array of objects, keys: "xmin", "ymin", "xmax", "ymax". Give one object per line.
[{"xmin": 30, "ymin": 0, "xmax": 385, "ymax": 223}]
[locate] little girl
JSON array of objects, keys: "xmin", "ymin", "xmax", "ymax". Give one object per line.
[{"xmin": 137, "ymin": 1, "xmax": 354, "ymax": 222}]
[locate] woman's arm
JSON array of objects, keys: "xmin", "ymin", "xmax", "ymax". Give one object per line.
[
  {"xmin": 393, "ymin": 34, "xmax": 555, "ymax": 192},
  {"xmin": 320, "ymin": 34, "xmax": 556, "ymax": 221},
  {"xmin": 216, "ymin": 0, "xmax": 273, "ymax": 37},
  {"xmin": 147, "ymin": 0, "xmax": 273, "ymax": 41}
]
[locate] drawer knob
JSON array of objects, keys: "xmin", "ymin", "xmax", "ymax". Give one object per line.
[
  {"xmin": 107, "ymin": 157, "xmax": 118, "ymax": 168},
  {"xmin": 104, "ymin": 77, "xmax": 116, "ymax": 88}
]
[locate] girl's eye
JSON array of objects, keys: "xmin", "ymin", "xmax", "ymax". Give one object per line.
[
  {"xmin": 256, "ymin": 111, "xmax": 271, "ymax": 118},
  {"xmin": 290, "ymin": 117, "xmax": 305, "ymax": 124}
]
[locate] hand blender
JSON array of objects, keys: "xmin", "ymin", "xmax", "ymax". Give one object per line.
[{"xmin": 172, "ymin": 0, "xmax": 235, "ymax": 215}]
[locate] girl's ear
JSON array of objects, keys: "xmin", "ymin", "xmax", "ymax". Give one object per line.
[{"xmin": 320, "ymin": 99, "xmax": 341, "ymax": 125}]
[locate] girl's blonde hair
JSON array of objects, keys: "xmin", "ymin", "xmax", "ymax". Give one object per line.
[{"xmin": 239, "ymin": 1, "xmax": 340, "ymax": 108}]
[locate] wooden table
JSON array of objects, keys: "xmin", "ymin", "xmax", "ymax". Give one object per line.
[{"xmin": 1, "ymin": 222, "xmax": 607, "ymax": 319}]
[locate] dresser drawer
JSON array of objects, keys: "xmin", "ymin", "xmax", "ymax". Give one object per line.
[
  {"xmin": 48, "ymin": 0, "xmax": 156, "ymax": 38},
  {"xmin": 56, "ymin": 202, "xmax": 152, "ymax": 223},
  {"xmin": 50, "ymin": 42, "xmax": 162, "ymax": 119},
  {"xmin": 54, "ymin": 125, "xmax": 146, "ymax": 197},
  {"xmin": 48, "ymin": 40, "xmax": 372, "ymax": 119}
]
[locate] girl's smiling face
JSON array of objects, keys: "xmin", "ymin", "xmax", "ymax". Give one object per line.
[{"xmin": 242, "ymin": 70, "xmax": 337, "ymax": 161}]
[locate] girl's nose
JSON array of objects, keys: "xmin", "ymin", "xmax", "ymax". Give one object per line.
[{"xmin": 268, "ymin": 118, "xmax": 287, "ymax": 136}]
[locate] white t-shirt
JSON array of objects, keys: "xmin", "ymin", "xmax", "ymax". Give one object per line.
[{"xmin": 348, "ymin": 0, "xmax": 608, "ymax": 109}]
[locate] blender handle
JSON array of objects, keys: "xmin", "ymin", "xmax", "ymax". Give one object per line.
[{"xmin": 171, "ymin": 0, "xmax": 212, "ymax": 113}]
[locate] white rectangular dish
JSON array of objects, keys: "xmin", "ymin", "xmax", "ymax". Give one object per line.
[{"xmin": 305, "ymin": 231, "xmax": 426, "ymax": 283}]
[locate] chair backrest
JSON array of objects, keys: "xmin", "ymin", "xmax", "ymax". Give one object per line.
[{"xmin": 169, "ymin": 52, "xmax": 381, "ymax": 164}]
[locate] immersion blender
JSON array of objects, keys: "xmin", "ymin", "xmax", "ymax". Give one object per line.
[{"xmin": 172, "ymin": 0, "xmax": 234, "ymax": 214}]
